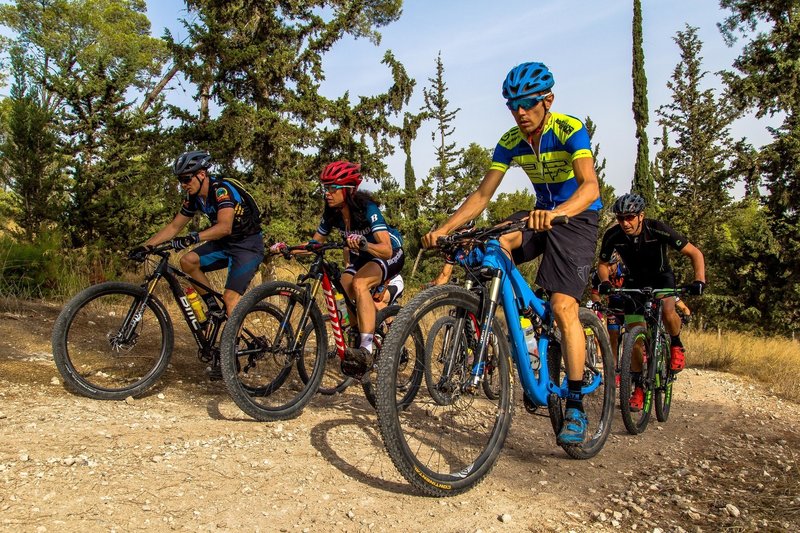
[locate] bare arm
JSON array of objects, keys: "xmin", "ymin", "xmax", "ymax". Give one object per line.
[
  {"xmin": 680, "ymin": 243, "xmax": 705, "ymax": 282},
  {"xmin": 198, "ymin": 207, "xmax": 233, "ymax": 241},
  {"xmin": 350, "ymin": 230, "xmax": 393, "ymax": 260},
  {"xmin": 597, "ymin": 261, "xmax": 611, "ymax": 283},
  {"xmin": 144, "ymin": 213, "xmax": 192, "ymax": 247}
]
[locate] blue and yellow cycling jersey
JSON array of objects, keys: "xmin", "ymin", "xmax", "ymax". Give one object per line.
[{"xmin": 490, "ymin": 112, "xmax": 602, "ymax": 211}]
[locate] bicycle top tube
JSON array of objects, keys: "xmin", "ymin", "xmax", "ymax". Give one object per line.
[{"xmin": 439, "ymin": 218, "xmax": 596, "ymax": 407}]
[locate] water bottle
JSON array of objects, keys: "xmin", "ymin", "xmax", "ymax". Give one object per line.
[
  {"xmin": 520, "ymin": 316, "xmax": 539, "ymax": 371},
  {"xmin": 335, "ymin": 292, "xmax": 349, "ymax": 327},
  {"xmin": 185, "ymin": 286, "xmax": 206, "ymax": 323}
]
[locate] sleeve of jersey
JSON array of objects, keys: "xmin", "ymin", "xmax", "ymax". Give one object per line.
[
  {"xmin": 656, "ymin": 221, "xmax": 690, "ymax": 251},
  {"xmin": 597, "ymin": 229, "xmax": 617, "ymax": 262},
  {"xmin": 489, "ymin": 142, "xmax": 513, "ymax": 173},
  {"xmin": 366, "ymin": 203, "xmax": 389, "ymax": 234},
  {"xmin": 316, "ymin": 217, "xmax": 331, "ymax": 237},
  {"xmin": 214, "ymin": 185, "xmax": 235, "ymax": 210},
  {"xmin": 564, "ymin": 124, "xmax": 593, "ymax": 163}
]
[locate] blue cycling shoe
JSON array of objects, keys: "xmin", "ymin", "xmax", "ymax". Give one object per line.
[{"xmin": 557, "ymin": 408, "xmax": 588, "ymax": 445}]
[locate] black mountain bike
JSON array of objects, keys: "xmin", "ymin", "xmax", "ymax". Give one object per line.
[
  {"xmin": 218, "ymin": 241, "xmax": 424, "ymax": 422},
  {"xmin": 51, "ymin": 243, "xmax": 268, "ymax": 400},
  {"xmin": 612, "ymin": 286, "xmax": 692, "ymax": 434}
]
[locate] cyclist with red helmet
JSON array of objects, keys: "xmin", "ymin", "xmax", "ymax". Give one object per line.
[
  {"xmin": 272, "ymin": 161, "xmax": 404, "ymax": 377},
  {"xmin": 423, "ymin": 61, "xmax": 602, "ymax": 446}
]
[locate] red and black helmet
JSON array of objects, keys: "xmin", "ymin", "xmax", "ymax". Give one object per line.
[{"xmin": 320, "ymin": 160, "xmax": 362, "ymax": 188}]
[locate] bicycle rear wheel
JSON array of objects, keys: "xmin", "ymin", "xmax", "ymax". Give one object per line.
[
  {"xmin": 376, "ymin": 285, "xmax": 513, "ymax": 497},
  {"xmin": 547, "ymin": 308, "xmax": 615, "ymax": 459},
  {"xmin": 52, "ymin": 282, "xmax": 173, "ymax": 400},
  {"xmin": 220, "ymin": 281, "xmax": 326, "ymax": 421},
  {"xmin": 361, "ymin": 304, "xmax": 424, "ymax": 409},
  {"xmin": 654, "ymin": 330, "xmax": 673, "ymax": 422},
  {"xmin": 618, "ymin": 325, "xmax": 653, "ymax": 434}
]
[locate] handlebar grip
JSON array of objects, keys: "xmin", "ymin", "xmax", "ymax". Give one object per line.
[{"xmin": 551, "ymin": 215, "xmax": 569, "ymax": 226}]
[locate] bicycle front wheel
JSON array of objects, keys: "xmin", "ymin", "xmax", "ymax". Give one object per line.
[
  {"xmin": 547, "ymin": 308, "xmax": 615, "ymax": 459},
  {"xmin": 376, "ymin": 285, "xmax": 513, "ymax": 497},
  {"xmin": 51, "ymin": 282, "xmax": 174, "ymax": 400},
  {"xmin": 654, "ymin": 330, "xmax": 673, "ymax": 422},
  {"xmin": 619, "ymin": 325, "xmax": 652, "ymax": 434},
  {"xmin": 220, "ymin": 281, "xmax": 326, "ymax": 421}
]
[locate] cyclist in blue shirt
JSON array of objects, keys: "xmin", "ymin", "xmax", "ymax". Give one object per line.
[
  {"xmin": 272, "ymin": 161, "xmax": 404, "ymax": 378},
  {"xmin": 423, "ymin": 62, "xmax": 602, "ymax": 446},
  {"xmin": 131, "ymin": 150, "xmax": 264, "ymax": 317}
]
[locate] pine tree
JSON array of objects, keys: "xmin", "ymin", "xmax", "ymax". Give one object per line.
[
  {"xmin": 170, "ymin": 1, "xmax": 411, "ymax": 243},
  {"xmin": 655, "ymin": 25, "xmax": 737, "ymax": 293},
  {"xmin": 422, "ymin": 52, "xmax": 463, "ymax": 222},
  {"xmin": 0, "ymin": 47, "xmax": 63, "ymax": 241},
  {"xmin": 631, "ymin": 0, "xmax": 654, "ymax": 207},
  {"xmin": 719, "ymin": 0, "xmax": 800, "ymax": 333}
]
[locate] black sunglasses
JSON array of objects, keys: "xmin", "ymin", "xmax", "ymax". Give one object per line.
[
  {"xmin": 616, "ymin": 213, "xmax": 639, "ymax": 222},
  {"xmin": 177, "ymin": 174, "xmax": 195, "ymax": 185}
]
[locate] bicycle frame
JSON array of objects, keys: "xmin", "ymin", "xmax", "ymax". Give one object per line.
[
  {"xmin": 137, "ymin": 247, "xmax": 226, "ymax": 357},
  {"xmin": 281, "ymin": 244, "xmax": 360, "ymax": 363},
  {"xmin": 459, "ymin": 238, "xmax": 603, "ymax": 407}
]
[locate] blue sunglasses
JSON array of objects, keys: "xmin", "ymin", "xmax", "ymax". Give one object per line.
[
  {"xmin": 506, "ymin": 92, "xmax": 551, "ymax": 111},
  {"xmin": 322, "ymin": 184, "xmax": 354, "ymax": 193}
]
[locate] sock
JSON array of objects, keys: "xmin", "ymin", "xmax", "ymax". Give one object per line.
[
  {"xmin": 202, "ymin": 293, "xmax": 222, "ymax": 312},
  {"xmin": 360, "ymin": 333, "xmax": 374, "ymax": 354},
  {"xmin": 670, "ymin": 335, "xmax": 683, "ymax": 348},
  {"xmin": 566, "ymin": 379, "xmax": 583, "ymax": 412}
]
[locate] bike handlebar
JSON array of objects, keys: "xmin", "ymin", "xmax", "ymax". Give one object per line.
[{"xmin": 436, "ymin": 215, "xmax": 568, "ymax": 248}]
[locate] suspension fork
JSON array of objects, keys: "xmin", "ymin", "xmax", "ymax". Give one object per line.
[
  {"xmin": 276, "ymin": 276, "xmax": 323, "ymax": 351},
  {"xmin": 467, "ymin": 269, "xmax": 503, "ymax": 389},
  {"xmin": 116, "ymin": 274, "xmax": 162, "ymax": 344}
]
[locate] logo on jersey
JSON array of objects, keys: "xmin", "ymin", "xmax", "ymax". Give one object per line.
[
  {"xmin": 370, "ymin": 214, "xmax": 378, "ymax": 223},
  {"xmin": 554, "ymin": 118, "xmax": 575, "ymax": 136},
  {"xmin": 216, "ymin": 187, "xmax": 231, "ymax": 202}
]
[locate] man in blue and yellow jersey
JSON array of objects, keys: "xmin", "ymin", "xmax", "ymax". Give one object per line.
[{"xmin": 423, "ymin": 62, "xmax": 601, "ymax": 446}]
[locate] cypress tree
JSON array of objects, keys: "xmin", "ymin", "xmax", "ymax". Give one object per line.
[{"xmin": 631, "ymin": 0, "xmax": 654, "ymax": 207}]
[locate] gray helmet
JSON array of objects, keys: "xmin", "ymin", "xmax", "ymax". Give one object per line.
[
  {"xmin": 612, "ymin": 193, "xmax": 645, "ymax": 215},
  {"xmin": 173, "ymin": 150, "xmax": 212, "ymax": 176}
]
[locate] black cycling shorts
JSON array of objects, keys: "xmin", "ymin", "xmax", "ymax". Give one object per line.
[
  {"xmin": 345, "ymin": 247, "xmax": 405, "ymax": 284},
  {"xmin": 195, "ymin": 233, "xmax": 265, "ymax": 294},
  {"xmin": 506, "ymin": 209, "xmax": 599, "ymax": 301}
]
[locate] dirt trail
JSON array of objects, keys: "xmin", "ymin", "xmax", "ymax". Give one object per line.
[{"xmin": 1, "ymin": 300, "xmax": 798, "ymax": 532}]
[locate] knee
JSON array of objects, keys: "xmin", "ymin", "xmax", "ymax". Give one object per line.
[
  {"xmin": 180, "ymin": 253, "xmax": 200, "ymax": 271},
  {"xmin": 352, "ymin": 276, "xmax": 372, "ymax": 295}
]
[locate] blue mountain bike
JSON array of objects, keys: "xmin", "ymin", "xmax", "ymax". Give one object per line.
[{"xmin": 375, "ymin": 219, "xmax": 615, "ymax": 496}]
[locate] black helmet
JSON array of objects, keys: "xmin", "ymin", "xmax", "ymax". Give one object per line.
[
  {"xmin": 612, "ymin": 193, "xmax": 646, "ymax": 215},
  {"xmin": 173, "ymin": 150, "xmax": 212, "ymax": 176}
]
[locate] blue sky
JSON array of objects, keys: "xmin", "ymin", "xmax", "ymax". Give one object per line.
[{"xmin": 145, "ymin": 0, "xmax": 776, "ymax": 198}]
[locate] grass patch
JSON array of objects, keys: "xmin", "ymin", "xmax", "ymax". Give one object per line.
[{"xmin": 685, "ymin": 328, "xmax": 800, "ymax": 402}]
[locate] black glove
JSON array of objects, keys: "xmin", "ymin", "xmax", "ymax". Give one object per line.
[
  {"xmin": 598, "ymin": 281, "xmax": 613, "ymax": 295},
  {"xmin": 128, "ymin": 245, "xmax": 152, "ymax": 262},
  {"xmin": 687, "ymin": 280, "xmax": 706, "ymax": 296},
  {"xmin": 171, "ymin": 231, "xmax": 200, "ymax": 251},
  {"xmin": 357, "ymin": 235, "xmax": 368, "ymax": 251},
  {"xmin": 681, "ymin": 314, "xmax": 692, "ymax": 325}
]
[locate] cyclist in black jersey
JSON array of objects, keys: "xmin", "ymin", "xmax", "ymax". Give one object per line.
[
  {"xmin": 272, "ymin": 161, "xmax": 404, "ymax": 377},
  {"xmin": 130, "ymin": 151, "xmax": 264, "ymax": 318},
  {"xmin": 597, "ymin": 193, "xmax": 705, "ymax": 409}
]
